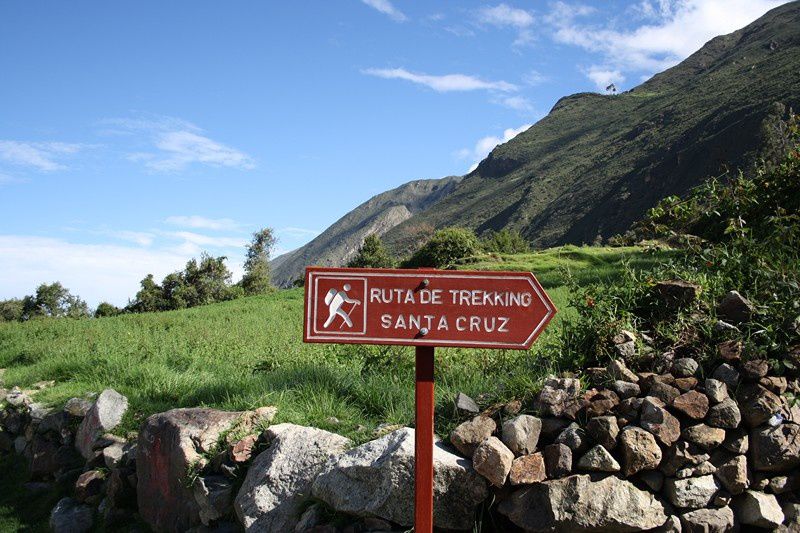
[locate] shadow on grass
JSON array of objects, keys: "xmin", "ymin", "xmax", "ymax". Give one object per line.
[{"xmin": 0, "ymin": 454, "xmax": 64, "ymax": 532}]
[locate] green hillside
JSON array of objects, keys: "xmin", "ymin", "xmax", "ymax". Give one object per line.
[
  {"xmin": 383, "ymin": 2, "xmax": 800, "ymax": 254},
  {"xmin": 0, "ymin": 245, "xmax": 669, "ymax": 442}
]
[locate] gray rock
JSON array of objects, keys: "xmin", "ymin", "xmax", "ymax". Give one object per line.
[
  {"xmin": 75, "ymin": 389, "xmax": 128, "ymax": 459},
  {"xmin": 664, "ymin": 475, "xmax": 719, "ymax": 509},
  {"xmin": 706, "ymin": 398, "xmax": 741, "ymax": 429},
  {"xmin": 454, "ymin": 392, "xmax": 479, "ymax": 414},
  {"xmin": 64, "ymin": 397, "xmax": 92, "ymax": 417},
  {"xmin": 640, "ymin": 397, "xmax": 681, "ymax": 446},
  {"xmin": 586, "ymin": 415, "xmax": 619, "ymax": 451},
  {"xmin": 615, "ymin": 340, "xmax": 637, "ymax": 360},
  {"xmin": 555, "ymin": 424, "xmax": 589, "ymax": 454},
  {"xmin": 577, "ymin": 444, "xmax": 620, "ymax": 472},
  {"xmin": 751, "ymin": 423, "xmax": 800, "ymax": 472},
  {"xmin": 501, "ymin": 414, "xmax": 542, "ymax": 456},
  {"xmin": 498, "ymin": 474, "xmax": 668, "ymax": 532},
  {"xmin": 711, "ymin": 364, "xmax": 740, "ymax": 388},
  {"xmin": 473, "ymin": 436, "xmax": 514, "ymax": 487},
  {"xmin": 449, "ymin": 415, "xmax": 495, "ymax": 457},
  {"xmin": 235, "ymin": 423, "xmax": 350, "ymax": 532},
  {"xmin": 718, "ymin": 290, "xmax": 755, "ymax": 324},
  {"xmin": 5, "ymin": 387, "xmax": 29, "ymax": 408},
  {"xmin": 722, "ymin": 428, "xmax": 748, "ymax": 454},
  {"xmin": 737, "ymin": 490, "xmax": 784, "ymax": 528},
  {"xmin": 673, "ymin": 358, "xmax": 699, "ymax": 378},
  {"xmin": 767, "ymin": 475, "xmax": 793, "ymax": 494},
  {"xmin": 619, "ymin": 426, "xmax": 662, "ymax": 477},
  {"xmin": 543, "ymin": 443, "xmax": 572, "ymax": 478},
  {"xmin": 194, "ymin": 475, "xmax": 234, "ymax": 526},
  {"xmin": 50, "ymin": 497, "xmax": 94, "ymax": 533},
  {"xmin": 681, "ymin": 424, "xmax": 726, "ymax": 451},
  {"xmin": 675, "ymin": 460, "xmax": 716, "ymax": 479},
  {"xmin": 608, "ymin": 359, "xmax": 639, "ymax": 383},
  {"xmin": 679, "ymin": 506, "xmax": 734, "ymax": 532},
  {"xmin": 737, "ymin": 384, "xmax": 783, "ymax": 428},
  {"xmin": 704, "ymin": 379, "xmax": 728, "ymax": 404},
  {"xmin": 611, "ymin": 380, "xmax": 641, "ymax": 399},
  {"xmin": 312, "ymin": 428, "xmax": 487, "ymax": 530},
  {"xmin": 613, "ymin": 330, "xmax": 637, "ymax": 345}
]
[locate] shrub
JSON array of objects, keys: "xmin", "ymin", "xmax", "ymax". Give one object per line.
[
  {"xmin": 481, "ymin": 228, "xmax": 531, "ymax": 254},
  {"xmin": 241, "ymin": 228, "xmax": 276, "ymax": 295},
  {"xmin": 402, "ymin": 227, "xmax": 480, "ymax": 268},
  {"xmin": 0, "ymin": 299, "xmax": 24, "ymax": 322},
  {"xmin": 95, "ymin": 302, "xmax": 122, "ymax": 318},
  {"xmin": 347, "ymin": 234, "xmax": 395, "ymax": 268}
]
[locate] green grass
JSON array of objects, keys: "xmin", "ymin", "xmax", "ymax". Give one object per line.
[
  {"xmin": 0, "ymin": 245, "xmax": 673, "ymax": 444},
  {"xmin": 0, "ymin": 454, "xmax": 63, "ymax": 532}
]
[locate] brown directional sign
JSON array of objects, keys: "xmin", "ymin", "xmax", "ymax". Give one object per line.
[{"xmin": 303, "ymin": 266, "xmax": 556, "ymax": 350}]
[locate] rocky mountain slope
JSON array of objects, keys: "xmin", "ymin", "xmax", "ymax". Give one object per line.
[{"xmin": 270, "ymin": 176, "xmax": 460, "ymax": 286}]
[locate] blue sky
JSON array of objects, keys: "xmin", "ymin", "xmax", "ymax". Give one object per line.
[{"xmin": 0, "ymin": 0, "xmax": 789, "ymax": 306}]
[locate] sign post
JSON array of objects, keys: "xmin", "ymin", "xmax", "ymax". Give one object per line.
[{"xmin": 304, "ymin": 267, "xmax": 556, "ymax": 532}]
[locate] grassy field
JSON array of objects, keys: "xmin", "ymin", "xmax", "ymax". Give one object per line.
[{"xmin": 0, "ymin": 245, "xmax": 674, "ymax": 444}]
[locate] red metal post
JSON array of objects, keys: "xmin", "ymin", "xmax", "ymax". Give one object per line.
[{"xmin": 415, "ymin": 345, "xmax": 435, "ymax": 533}]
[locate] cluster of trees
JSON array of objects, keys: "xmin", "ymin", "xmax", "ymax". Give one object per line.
[{"xmin": 0, "ymin": 282, "xmax": 90, "ymax": 322}]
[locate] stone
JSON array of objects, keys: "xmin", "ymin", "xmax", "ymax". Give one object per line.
[
  {"xmin": 102, "ymin": 441, "xmax": 127, "ymax": 469},
  {"xmin": 583, "ymin": 389, "xmax": 620, "ymax": 418},
  {"xmin": 649, "ymin": 381, "xmax": 681, "ymax": 405},
  {"xmin": 454, "ymin": 392, "xmax": 479, "ymax": 415},
  {"xmin": 737, "ymin": 383, "xmax": 783, "ymax": 428},
  {"xmin": 5, "ymin": 387, "xmax": 29, "ymax": 408},
  {"xmin": 640, "ymin": 397, "xmax": 681, "ymax": 446},
  {"xmin": 449, "ymin": 415, "xmax": 495, "ymax": 457},
  {"xmin": 544, "ymin": 376, "xmax": 582, "ymax": 397},
  {"xmin": 737, "ymin": 490, "xmax": 784, "ymax": 528},
  {"xmin": 679, "ymin": 506, "xmax": 735, "ymax": 532},
  {"xmin": 658, "ymin": 515, "xmax": 682, "ymax": 533},
  {"xmin": 229, "ymin": 433, "xmax": 257, "ymax": 463},
  {"xmin": 619, "ymin": 426, "xmax": 662, "ymax": 477},
  {"xmin": 608, "ymin": 359, "xmax": 639, "ymax": 383},
  {"xmin": 704, "ymin": 379, "xmax": 728, "ymax": 404},
  {"xmin": 615, "ymin": 340, "xmax": 637, "ymax": 360},
  {"xmin": 713, "ymin": 455, "xmax": 749, "ymax": 495},
  {"xmin": 672, "ymin": 390, "xmax": 709, "ymax": 420},
  {"xmin": 711, "ymin": 364, "xmax": 739, "ymax": 388},
  {"xmin": 674, "ymin": 377, "xmax": 698, "ymax": 392},
  {"xmin": 714, "ymin": 320, "xmax": 740, "ymax": 333},
  {"xmin": 106, "ymin": 468, "xmax": 136, "ymax": 510},
  {"xmin": 782, "ymin": 502, "xmax": 800, "ymax": 526},
  {"xmin": 640, "ymin": 470, "xmax": 664, "ymax": 492},
  {"xmin": 718, "ymin": 290, "xmax": 755, "ymax": 324},
  {"xmin": 50, "ymin": 497, "xmax": 94, "ymax": 533},
  {"xmin": 741, "ymin": 359, "xmax": 770, "ymax": 381},
  {"xmin": 194, "ymin": 475, "xmax": 234, "ymax": 526},
  {"xmin": 722, "ymin": 428, "xmax": 748, "ymax": 454},
  {"xmin": 498, "ymin": 474, "xmax": 668, "ymax": 532},
  {"xmin": 543, "ymin": 443, "xmax": 572, "ymax": 478},
  {"xmin": 616, "ymin": 397, "xmax": 643, "ymax": 425},
  {"xmin": 75, "ymin": 389, "xmax": 128, "ymax": 460},
  {"xmin": 664, "ymin": 475, "xmax": 719, "ymax": 509},
  {"xmin": 655, "ymin": 280, "xmax": 700, "ymax": 308},
  {"xmin": 717, "ymin": 340, "xmax": 742, "ymax": 363},
  {"xmin": 137, "ymin": 408, "xmax": 248, "ymax": 532},
  {"xmin": 312, "ymin": 428, "xmax": 487, "ymax": 530},
  {"xmin": 534, "ymin": 385, "xmax": 572, "ymax": 417},
  {"xmin": 613, "ymin": 329, "xmax": 637, "ymax": 345},
  {"xmin": 577, "ymin": 444, "xmax": 620, "ymax": 472},
  {"xmin": 503, "ymin": 399, "xmax": 522, "ymax": 415},
  {"xmin": 661, "ymin": 442, "xmax": 710, "ymax": 477},
  {"xmin": 760, "ymin": 376, "xmax": 788, "ymax": 395},
  {"xmin": 555, "ymin": 425, "xmax": 589, "ymax": 455},
  {"xmin": 681, "ymin": 424, "xmax": 725, "ymax": 451},
  {"xmin": 64, "ymin": 397, "xmax": 93, "ymax": 417},
  {"xmin": 706, "ymin": 398, "xmax": 741, "ymax": 429},
  {"xmin": 673, "ymin": 358, "xmax": 699, "ymax": 378},
  {"xmin": 751, "ymin": 424, "xmax": 800, "ymax": 472},
  {"xmin": 294, "ymin": 503, "xmax": 325, "ymax": 532},
  {"xmin": 676, "ymin": 460, "xmax": 716, "ymax": 479},
  {"xmin": 611, "ymin": 380, "xmax": 640, "ymax": 399},
  {"xmin": 501, "ymin": 414, "xmax": 541, "ymax": 456},
  {"xmin": 767, "ymin": 475, "xmax": 793, "ymax": 494},
  {"xmin": 508, "ymin": 452, "xmax": 546, "ymax": 485},
  {"xmin": 473, "ymin": 436, "xmax": 514, "ymax": 487},
  {"xmin": 234, "ymin": 423, "xmax": 350, "ymax": 532},
  {"xmin": 540, "ymin": 417, "xmax": 571, "ymax": 441},
  {"xmin": 586, "ymin": 415, "xmax": 619, "ymax": 451},
  {"xmin": 29, "ymin": 436, "xmax": 60, "ymax": 478},
  {"xmin": 74, "ymin": 469, "xmax": 105, "ymax": 504}
]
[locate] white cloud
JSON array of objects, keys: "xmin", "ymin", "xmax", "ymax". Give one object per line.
[
  {"xmin": 106, "ymin": 230, "xmax": 155, "ymax": 247},
  {"xmin": 165, "ymin": 215, "xmax": 241, "ymax": 231},
  {"xmin": 163, "ymin": 231, "xmax": 248, "ymax": 249},
  {"xmin": 585, "ymin": 67, "xmax": 625, "ymax": 91},
  {"xmin": 477, "ymin": 4, "xmax": 534, "ymax": 27},
  {"xmin": 360, "ymin": 0, "xmax": 407, "ymax": 22},
  {"xmin": 523, "ymin": 70, "xmax": 549, "ymax": 86},
  {"xmin": 363, "ymin": 68, "xmax": 517, "ymax": 92},
  {"xmin": 493, "ymin": 95, "xmax": 535, "ymax": 112},
  {"xmin": 105, "ymin": 113, "xmax": 255, "ymax": 172},
  {"xmin": 0, "ymin": 141, "xmax": 89, "ymax": 172},
  {"xmin": 456, "ymin": 124, "xmax": 531, "ymax": 172},
  {"xmin": 549, "ymin": 0, "xmax": 790, "ymax": 83}
]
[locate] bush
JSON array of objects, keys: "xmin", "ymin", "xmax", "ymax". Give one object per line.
[
  {"xmin": 95, "ymin": 302, "xmax": 122, "ymax": 318},
  {"xmin": 347, "ymin": 234, "xmax": 395, "ymax": 268},
  {"xmin": 402, "ymin": 227, "xmax": 480, "ymax": 268},
  {"xmin": 481, "ymin": 229, "xmax": 531, "ymax": 254},
  {"xmin": 0, "ymin": 299, "xmax": 24, "ymax": 322}
]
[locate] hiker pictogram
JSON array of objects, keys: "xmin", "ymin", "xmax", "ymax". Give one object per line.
[{"xmin": 323, "ymin": 284, "xmax": 362, "ymax": 329}]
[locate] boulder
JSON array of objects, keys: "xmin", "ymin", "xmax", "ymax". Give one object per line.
[
  {"xmin": 136, "ymin": 408, "xmax": 247, "ymax": 532},
  {"xmin": 74, "ymin": 469, "xmax": 105, "ymax": 504},
  {"xmin": 679, "ymin": 506, "xmax": 735, "ymax": 533},
  {"xmin": 654, "ymin": 280, "xmax": 700, "ymax": 308},
  {"xmin": 194, "ymin": 475, "xmax": 234, "ymax": 526},
  {"xmin": 615, "ymin": 340, "xmax": 637, "ymax": 360},
  {"xmin": 501, "ymin": 414, "xmax": 542, "ymax": 456},
  {"xmin": 713, "ymin": 455, "xmax": 749, "ymax": 495},
  {"xmin": 586, "ymin": 415, "xmax": 619, "ymax": 451},
  {"xmin": 671, "ymin": 391, "xmax": 709, "ymax": 420},
  {"xmin": 312, "ymin": 428, "xmax": 487, "ymax": 531},
  {"xmin": 498, "ymin": 474, "xmax": 668, "ymax": 532},
  {"xmin": 681, "ymin": 424, "xmax": 726, "ymax": 451},
  {"xmin": 663, "ymin": 475, "xmax": 719, "ymax": 509},
  {"xmin": 619, "ymin": 426, "xmax": 661, "ymax": 477},
  {"xmin": 741, "ymin": 359, "xmax": 770, "ymax": 381},
  {"xmin": 74, "ymin": 389, "xmax": 128, "ymax": 459},
  {"xmin": 736, "ymin": 490, "xmax": 784, "ymax": 528},
  {"xmin": 711, "ymin": 364, "xmax": 739, "ymax": 388},
  {"xmin": 555, "ymin": 424, "xmax": 589, "ymax": 455},
  {"xmin": 718, "ymin": 290, "xmax": 755, "ymax": 324},
  {"xmin": 704, "ymin": 379, "xmax": 728, "ymax": 404},
  {"xmin": 648, "ymin": 381, "xmax": 680, "ymax": 405},
  {"xmin": 577, "ymin": 445, "xmax": 620, "ymax": 473},
  {"xmin": 640, "ymin": 397, "xmax": 681, "ymax": 446},
  {"xmin": 737, "ymin": 384, "xmax": 783, "ymax": 428},
  {"xmin": 543, "ymin": 443, "xmax": 572, "ymax": 478},
  {"xmin": 674, "ymin": 377, "xmax": 698, "ymax": 392},
  {"xmin": 509, "ymin": 452, "xmax": 546, "ymax": 485},
  {"xmin": 234, "ymin": 424, "xmax": 350, "ymax": 532},
  {"xmin": 473, "ymin": 436, "xmax": 514, "ymax": 487},
  {"xmin": 751, "ymin": 423, "xmax": 800, "ymax": 472},
  {"xmin": 449, "ymin": 416, "xmax": 495, "ymax": 457},
  {"xmin": 672, "ymin": 358, "xmax": 699, "ymax": 378},
  {"xmin": 611, "ymin": 380, "xmax": 641, "ymax": 399},
  {"xmin": 706, "ymin": 398, "xmax": 741, "ymax": 429},
  {"xmin": 64, "ymin": 397, "xmax": 92, "ymax": 417},
  {"xmin": 608, "ymin": 359, "xmax": 639, "ymax": 383},
  {"xmin": 50, "ymin": 497, "xmax": 94, "ymax": 533}
]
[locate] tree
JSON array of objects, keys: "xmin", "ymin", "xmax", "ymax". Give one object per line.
[
  {"xmin": 403, "ymin": 227, "xmax": 480, "ymax": 268},
  {"xmin": 95, "ymin": 302, "xmax": 122, "ymax": 318},
  {"xmin": 20, "ymin": 282, "xmax": 90, "ymax": 319},
  {"xmin": 185, "ymin": 253, "xmax": 237, "ymax": 305},
  {"xmin": 481, "ymin": 229, "xmax": 531, "ymax": 254},
  {"xmin": 0, "ymin": 299, "xmax": 24, "ymax": 322},
  {"xmin": 347, "ymin": 234, "xmax": 394, "ymax": 268},
  {"xmin": 241, "ymin": 228, "xmax": 277, "ymax": 295},
  {"xmin": 130, "ymin": 274, "xmax": 166, "ymax": 313}
]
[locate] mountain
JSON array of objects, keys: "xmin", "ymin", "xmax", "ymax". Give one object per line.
[
  {"xmin": 271, "ymin": 176, "xmax": 460, "ymax": 286},
  {"xmin": 273, "ymin": 2, "xmax": 800, "ymax": 282}
]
